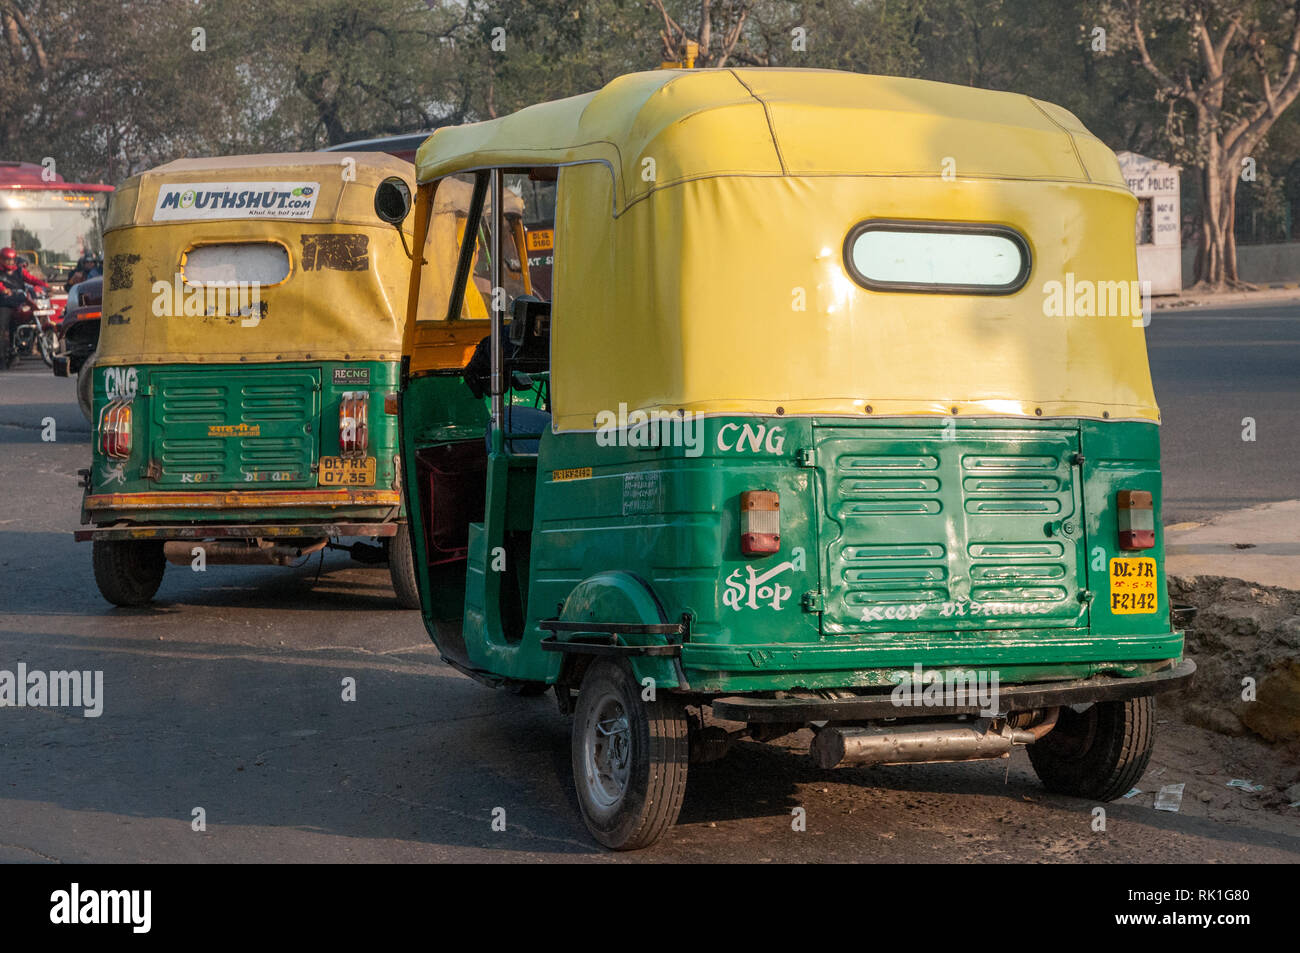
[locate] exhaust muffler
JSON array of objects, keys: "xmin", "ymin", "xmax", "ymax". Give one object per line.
[
  {"xmin": 810, "ymin": 716, "xmax": 1052, "ymax": 769},
  {"xmin": 163, "ymin": 538, "xmax": 327, "ymax": 566}
]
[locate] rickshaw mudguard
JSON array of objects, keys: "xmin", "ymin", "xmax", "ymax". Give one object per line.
[{"xmin": 549, "ymin": 571, "xmax": 684, "ymax": 689}]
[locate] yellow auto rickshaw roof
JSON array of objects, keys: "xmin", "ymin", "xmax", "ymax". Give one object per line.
[
  {"xmin": 410, "ymin": 69, "xmax": 1158, "ymax": 426},
  {"xmin": 414, "ymin": 68, "xmax": 1126, "ymax": 209},
  {"xmin": 106, "ymin": 152, "xmax": 416, "ymax": 231},
  {"xmin": 96, "ymin": 152, "xmax": 418, "ymax": 366}
]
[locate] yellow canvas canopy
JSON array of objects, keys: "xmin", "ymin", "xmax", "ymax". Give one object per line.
[
  {"xmin": 97, "ymin": 152, "xmax": 417, "ymax": 366},
  {"xmin": 411, "ymin": 69, "xmax": 1159, "ymax": 426}
]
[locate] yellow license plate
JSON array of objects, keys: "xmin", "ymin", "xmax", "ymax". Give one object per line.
[
  {"xmin": 1108, "ymin": 557, "xmax": 1158, "ymax": 614},
  {"xmin": 318, "ymin": 456, "xmax": 376, "ymax": 486}
]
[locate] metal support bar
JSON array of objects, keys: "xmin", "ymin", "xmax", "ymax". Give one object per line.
[
  {"xmin": 539, "ymin": 636, "xmax": 682, "ymax": 658},
  {"xmin": 538, "ymin": 619, "xmax": 687, "ymax": 637},
  {"xmin": 489, "ymin": 168, "xmax": 504, "ymax": 444},
  {"xmin": 712, "ymin": 658, "xmax": 1196, "ymax": 723}
]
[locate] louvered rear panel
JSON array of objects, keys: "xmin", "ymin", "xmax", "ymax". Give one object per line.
[
  {"xmin": 150, "ymin": 369, "xmax": 319, "ymax": 487},
  {"xmin": 815, "ymin": 426, "xmax": 1087, "ymax": 634}
]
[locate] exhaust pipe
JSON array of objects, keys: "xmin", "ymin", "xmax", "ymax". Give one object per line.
[
  {"xmin": 810, "ymin": 719, "xmax": 1043, "ymax": 769},
  {"xmin": 163, "ymin": 538, "xmax": 327, "ymax": 566}
]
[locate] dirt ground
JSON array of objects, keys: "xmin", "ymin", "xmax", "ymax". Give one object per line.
[
  {"xmin": 1134, "ymin": 575, "xmax": 1300, "ymax": 828},
  {"xmin": 704, "ymin": 574, "xmax": 1300, "ymax": 842}
]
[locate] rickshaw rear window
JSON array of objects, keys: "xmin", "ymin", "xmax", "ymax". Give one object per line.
[
  {"xmin": 183, "ymin": 242, "xmax": 290, "ymax": 286},
  {"xmin": 845, "ymin": 222, "xmax": 1029, "ymax": 294}
]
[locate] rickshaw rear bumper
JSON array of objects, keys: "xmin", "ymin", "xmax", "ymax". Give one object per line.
[
  {"xmin": 711, "ymin": 657, "xmax": 1195, "ymax": 723},
  {"xmin": 74, "ymin": 521, "xmax": 401, "ymax": 542},
  {"xmin": 82, "ymin": 489, "xmax": 401, "ymax": 510}
]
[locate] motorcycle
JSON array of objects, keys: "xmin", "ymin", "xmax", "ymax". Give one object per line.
[{"xmin": 2, "ymin": 283, "xmax": 57, "ymax": 370}]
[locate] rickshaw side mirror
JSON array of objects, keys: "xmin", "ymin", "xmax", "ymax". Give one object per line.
[{"xmin": 374, "ymin": 177, "xmax": 412, "ymax": 225}]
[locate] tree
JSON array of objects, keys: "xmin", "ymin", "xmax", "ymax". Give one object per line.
[
  {"xmin": 211, "ymin": 0, "xmax": 479, "ymax": 148},
  {"xmin": 1108, "ymin": 0, "xmax": 1300, "ymax": 289}
]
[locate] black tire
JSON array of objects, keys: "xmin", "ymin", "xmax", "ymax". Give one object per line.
[
  {"xmin": 37, "ymin": 330, "xmax": 55, "ymax": 367},
  {"xmin": 1028, "ymin": 696, "xmax": 1156, "ymax": 801},
  {"xmin": 571, "ymin": 657, "xmax": 688, "ymax": 850},
  {"xmin": 76, "ymin": 359, "xmax": 94, "ymax": 423},
  {"xmin": 387, "ymin": 526, "xmax": 421, "ymax": 610},
  {"xmin": 0, "ymin": 317, "xmax": 13, "ymax": 371},
  {"xmin": 92, "ymin": 539, "xmax": 166, "ymax": 607}
]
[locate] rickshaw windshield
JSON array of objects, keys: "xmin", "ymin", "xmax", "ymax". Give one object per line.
[{"xmin": 418, "ymin": 172, "xmax": 556, "ymax": 323}]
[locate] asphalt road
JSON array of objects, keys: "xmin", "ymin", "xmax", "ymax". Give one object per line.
[
  {"xmin": 1148, "ymin": 300, "xmax": 1300, "ymax": 523},
  {"xmin": 0, "ymin": 317, "xmax": 1297, "ymax": 863}
]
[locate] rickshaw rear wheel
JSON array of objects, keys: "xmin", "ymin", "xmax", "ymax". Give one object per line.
[
  {"xmin": 571, "ymin": 657, "xmax": 688, "ymax": 850},
  {"xmin": 386, "ymin": 528, "xmax": 421, "ymax": 610},
  {"xmin": 1027, "ymin": 696, "xmax": 1155, "ymax": 801},
  {"xmin": 92, "ymin": 539, "xmax": 166, "ymax": 607}
]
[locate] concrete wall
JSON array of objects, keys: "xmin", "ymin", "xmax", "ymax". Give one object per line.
[
  {"xmin": 1139, "ymin": 244, "xmax": 1183, "ymax": 295},
  {"xmin": 1181, "ymin": 241, "xmax": 1300, "ymax": 288}
]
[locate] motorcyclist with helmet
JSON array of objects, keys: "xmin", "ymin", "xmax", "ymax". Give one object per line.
[
  {"xmin": 1, "ymin": 247, "xmax": 49, "ymax": 368},
  {"xmin": 65, "ymin": 253, "xmax": 102, "ymax": 290}
]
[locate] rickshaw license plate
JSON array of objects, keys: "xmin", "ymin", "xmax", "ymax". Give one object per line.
[
  {"xmin": 318, "ymin": 456, "xmax": 376, "ymax": 486},
  {"xmin": 1109, "ymin": 557, "xmax": 1158, "ymax": 614}
]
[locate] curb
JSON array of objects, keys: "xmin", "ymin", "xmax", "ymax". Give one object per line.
[{"xmin": 1154, "ymin": 285, "xmax": 1300, "ymax": 310}]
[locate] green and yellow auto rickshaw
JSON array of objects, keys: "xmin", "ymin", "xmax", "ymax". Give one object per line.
[
  {"xmin": 384, "ymin": 69, "xmax": 1194, "ymax": 849},
  {"xmin": 77, "ymin": 152, "xmax": 434, "ymax": 608}
]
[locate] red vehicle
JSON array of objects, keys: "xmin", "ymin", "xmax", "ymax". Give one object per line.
[{"xmin": 0, "ymin": 161, "xmax": 112, "ymax": 320}]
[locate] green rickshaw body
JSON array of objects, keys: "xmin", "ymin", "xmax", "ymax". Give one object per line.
[
  {"xmin": 85, "ymin": 359, "xmax": 402, "ymax": 523},
  {"xmin": 449, "ymin": 416, "xmax": 1175, "ymax": 694}
]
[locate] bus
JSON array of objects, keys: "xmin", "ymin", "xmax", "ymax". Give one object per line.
[{"xmin": 0, "ymin": 160, "xmax": 112, "ymax": 295}]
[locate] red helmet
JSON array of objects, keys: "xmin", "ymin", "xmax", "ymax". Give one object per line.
[{"xmin": 0, "ymin": 247, "xmax": 16, "ymax": 271}]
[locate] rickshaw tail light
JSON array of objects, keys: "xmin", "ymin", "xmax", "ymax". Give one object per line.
[
  {"xmin": 740, "ymin": 490, "xmax": 780, "ymax": 556},
  {"xmin": 1117, "ymin": 489, "xmax": 1155, "ymax": 550},
  {"xmin": 98, "ymin": 400, "xmax": 132, "ymax": 459},
  {"xmin": 339, "ymin": 392, "xmax": 369, "ymax": 456}
]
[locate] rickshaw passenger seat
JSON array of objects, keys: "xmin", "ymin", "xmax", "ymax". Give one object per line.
[{"xmin": 490, "ymin": 405, "xmax": 551, "ymax": 455}]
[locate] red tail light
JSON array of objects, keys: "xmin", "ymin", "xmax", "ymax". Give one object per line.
[
  {"xmin": 740, "ymin": 490, "xmax": 780, "ymax": 555},
  {"xmin": 1117, "ymin": 489, "xmax": 1154, "ymax": 550},
  {"xmin": 339, "ymin": 392, "xmax": 369, "ymax": 456},
  {"xmin": 98, "ymin": 400, "xmax": 132, "ymax": 459}
]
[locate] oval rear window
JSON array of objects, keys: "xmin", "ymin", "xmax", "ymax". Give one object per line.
[
  {"xmin": 844, "ymin": 222, "xmax": 1030, "ymax": 294},
  {"xmin": 183, "ymin": 242, "xmax": 290, "ymax": 286}
]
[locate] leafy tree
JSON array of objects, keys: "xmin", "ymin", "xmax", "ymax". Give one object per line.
[{"xmin": 1099, "ymin": 0, "xmax": 1300, "ymax": 289}]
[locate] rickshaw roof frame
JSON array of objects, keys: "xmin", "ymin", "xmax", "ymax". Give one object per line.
[
  {"xmin": 413, "ymin": 68, "xmax": 1130, "ymax": 211},
  {"xmin": 407, "ymin": 69, "xmax": 1161, "ymax": 427},
  {"xmin": 105, "ymin": 151, "xmax": 418, "ymax": 233}
]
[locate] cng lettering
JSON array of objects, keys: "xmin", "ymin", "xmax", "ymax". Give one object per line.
[
  {"xmin": 717, "ymin": 423, "xmax": 785, "ymax": 454},
  {"xmin": 103, "ymin": 366, "xmax": 138, "ymax": 400}
]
